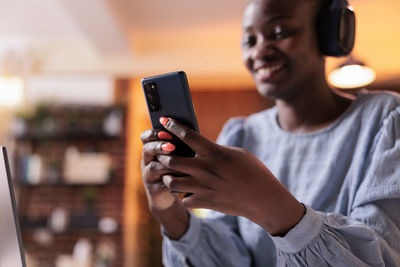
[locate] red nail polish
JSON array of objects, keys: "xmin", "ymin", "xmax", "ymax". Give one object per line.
[
  {"xmin": 162, "ymin": 142, "xmax": 175, "ymax": 152},
  {"xmin": 158, "ymin": 131, "xmax": 173, "ymax": 140},
  {"xmin": 160, "ymin": 117, "xmax": 169, "ymax": 126}
]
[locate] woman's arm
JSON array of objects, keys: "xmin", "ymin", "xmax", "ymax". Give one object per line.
[
  {"xmin": 156, "ymin": 117, "xmax": 305, "ymax": 236},
  {"xmin": 155, "ymin": 115, "xmax": 400, "ymax": 266}
]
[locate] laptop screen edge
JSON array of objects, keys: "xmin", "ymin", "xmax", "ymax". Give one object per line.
[{"xmin": 2, "ymin": 146, "xmax": 27, "ymax": 267}]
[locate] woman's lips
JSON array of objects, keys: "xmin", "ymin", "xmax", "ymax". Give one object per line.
[{"xmin": 254, "ymin": 63, "xmax": 285, "ymax": 82}]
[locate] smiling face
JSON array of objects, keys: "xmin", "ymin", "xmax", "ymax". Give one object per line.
[{"xmin": 242, "ymin": 0, "xmax": 326, "ymax": 101}]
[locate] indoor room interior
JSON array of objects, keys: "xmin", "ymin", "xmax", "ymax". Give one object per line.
[{"xmin": 0, "ymin": 0, "xmax": 399, "ymax": 266}]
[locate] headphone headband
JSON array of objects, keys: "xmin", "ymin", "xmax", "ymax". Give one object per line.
[
  {"xmin": 317, "ymin": 0, "xmax": 356, "ymax": 57},
  {"xmin": 331, "ymin": 0, "xmax": 350, "ymax": 9}
]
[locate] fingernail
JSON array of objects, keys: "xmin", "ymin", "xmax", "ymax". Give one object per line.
[
  {"xmin": 158, "ymin": 131, "xmax": 173, "ymax": 140},
  {"xmin": 162, "ymin": 142, "xmax": 175, "ymax": 152},
  {"xmin": 160, "ymin": 117, "xmax": 169, "ymax": 126}
]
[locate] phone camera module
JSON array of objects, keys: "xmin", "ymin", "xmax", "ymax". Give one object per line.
[{"xmin": 144, "ymin": 82, "xmax": 160, "ymax": 112}]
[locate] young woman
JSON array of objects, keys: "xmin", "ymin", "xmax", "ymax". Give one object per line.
[{"xmin": 141, "ymin": 0, "xmax": 400, "ymax": 265}]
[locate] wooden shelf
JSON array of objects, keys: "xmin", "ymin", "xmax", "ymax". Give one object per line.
[
  {"xmin": 18, "ymin": 181, "xmax": 122, "ymax": 187},
  {"xmin": 21, "ymin": 227, "xmax": 121, "ymax": 235},
  {"xmin": 16, "ymin": 132, "xmax": 122, "ymax": 142},
  {"xmin": 14, "ymin": 103, "xmax": 127, "ymax": 267}
]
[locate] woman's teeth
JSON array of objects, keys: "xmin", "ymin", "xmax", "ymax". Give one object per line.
[{"xmin": 256, "ymin": 64, "xmax": 284, "ymax": 76}]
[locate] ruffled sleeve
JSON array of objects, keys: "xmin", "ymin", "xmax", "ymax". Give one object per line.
[
  {"xmin": 270, "ymin": 106, "xmax": 400, "ymax": 266},
  {"xmin": 354, "ymin": 106, "xmax": 400, "ymax": 206},
  {"xmin": 162, "ymin": 212, "xmax": 251, "ymax": 266}
]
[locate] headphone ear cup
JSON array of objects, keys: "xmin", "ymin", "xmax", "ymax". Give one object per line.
[{"xmin": 317, "ymin": 0, "xmax": 356, "ymax": 57}]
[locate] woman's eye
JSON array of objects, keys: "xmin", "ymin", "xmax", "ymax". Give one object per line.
[
  {"xmin": 242, "ymin": 36, "xmax": 256, "ymax": 47},
  {"xmin": 272, "ymin": 25, "xmax": 291, "ymax": 40}
]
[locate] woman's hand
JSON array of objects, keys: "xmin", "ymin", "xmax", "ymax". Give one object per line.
[
  {"xmin": 141, "ymin": 128, "xmax": 190, "ymax": 240},
  {"xmin": 157, "ymin": 117, "xmax": 305, "ymax": 236},
  {"xmin": 141, "ymin": 128, "xmax": 179, "ymax": 211}
]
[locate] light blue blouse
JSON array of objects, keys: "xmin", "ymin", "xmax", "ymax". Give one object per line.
[{"xmin": 162, "ymin": 92, "xmax": 400, "ymax": 266}]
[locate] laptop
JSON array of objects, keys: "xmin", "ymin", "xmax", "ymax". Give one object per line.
[{"xmin": 0, "ymin": 146, "xmax": 27, "ymax": 267}]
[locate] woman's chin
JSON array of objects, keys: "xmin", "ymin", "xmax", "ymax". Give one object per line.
[{"xmin": 256, "ymin": 84, "xmax": 284, "ymax": 100}]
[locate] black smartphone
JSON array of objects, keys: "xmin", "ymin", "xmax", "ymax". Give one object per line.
[{"xmin": 142, "ymin": 71, "xmax": 199, "ymax": 157}]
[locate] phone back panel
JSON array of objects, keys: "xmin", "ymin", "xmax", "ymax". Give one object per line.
[{"xmin": 142, "ymin": 71, "xmax": 199, "ymax": 157}]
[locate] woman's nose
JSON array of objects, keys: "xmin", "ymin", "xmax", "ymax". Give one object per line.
[{"xmin": 252, "ymin": 41, "xmax": 275, "ymax": 60}]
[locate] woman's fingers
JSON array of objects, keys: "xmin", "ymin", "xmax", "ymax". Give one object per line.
[
  {"xmin": 157, "ymin": 154, "xmax": 211, "ymax": 178},
  {"xmin": 142, "ymin": 160, "xmax": 173, "ymax": 183},
  {"xmin": 141, "ymin": 128, "xmax": 176, "ymax": 164},
  {"xmin": 160, "ymin": 117, "xmax": 217, "ymax": 156},
  {"xmin": 141, "ymin": 129, "xmax": 173, "ymax": 144},
  {"xmin": 142, "ymin": 141, "xmax": 176, "ymax": 165},
  {"xmin": 162, "ymin": 175, "xmax": 201, "ymax": 194}
]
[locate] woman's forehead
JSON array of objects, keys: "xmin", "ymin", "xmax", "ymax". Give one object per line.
[
  {"xmin": 243, "ymin": 0, "xmax": 313, "ymax": 27},
  {"xmin": 248, "ymin": 0, "xmax": 315, "ymax": 8}
]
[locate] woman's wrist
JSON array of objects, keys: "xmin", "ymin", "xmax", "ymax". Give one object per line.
[
  {"xmin": 245, "ymin": 186, "xmax": 306, "ymax": 236},
  {"xmin": 150, "ymin": 196, "xmax": 190, "ymax": 240},
  {"xmin": 267, "ymin": 199, "xmax": 306, "ymax": 236}
]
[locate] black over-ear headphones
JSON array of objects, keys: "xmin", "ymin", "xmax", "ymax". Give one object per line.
[{"xmin": 317, "ymin": 0, "xmax": 356, "ymax": 57}]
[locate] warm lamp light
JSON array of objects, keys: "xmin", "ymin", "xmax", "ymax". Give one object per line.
[
  {"xmin": 328, "ymin": 56, "xmax": 376, "ymax": 89},
  {"xmin": 0, "ymin": 76, "xmax": 24, "ymax": 107}
]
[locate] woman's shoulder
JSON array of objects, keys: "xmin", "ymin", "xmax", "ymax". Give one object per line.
[
  {"xmin": 355, "ymin": 90, "xmax": 400, "ymax": 111},
  {"xmin": 216, "ymin": 106, "xmax": 277, "ymax": 146},
  {"xmin": 340, "ymin": 91, "xmax": 400, "ymax": 135},
  {"xmin": 341, "ymin": 91, "xmax": 400, "ymax": 124},
  {"xmin": 222, "ymin": 106, "xmax": 277, "ymax": 133}
]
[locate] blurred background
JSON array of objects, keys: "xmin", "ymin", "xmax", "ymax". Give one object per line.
[{"xmin": 0, "ymin": 0, "xmax": 399, "ymax": 266}]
